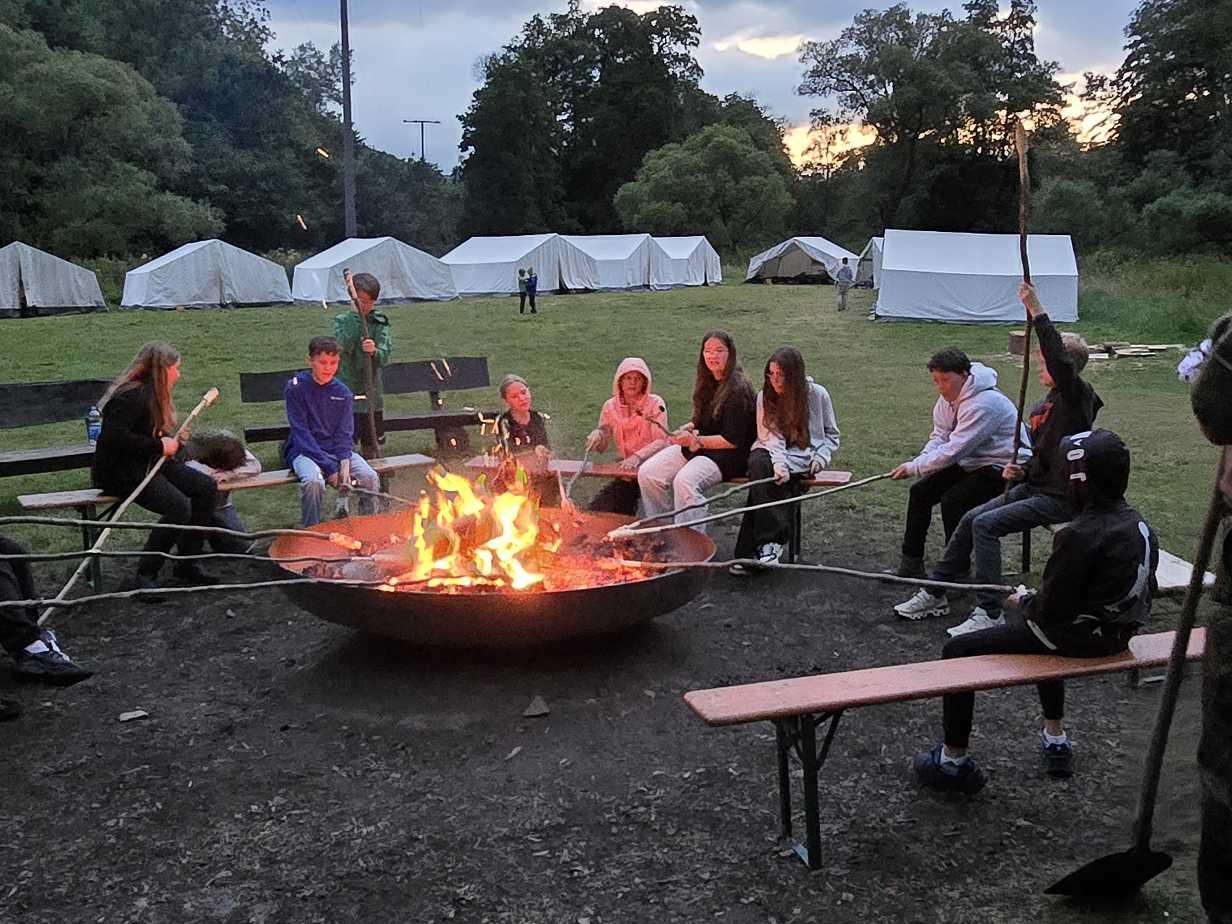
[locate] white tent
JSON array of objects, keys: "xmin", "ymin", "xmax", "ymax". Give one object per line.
[
  {"xmin": 442, "ymin": 234, "xmax": 597, "ymax": 295},
  {"xmin": 855, "ymin": 236, "xmax": 884, "ymax": 288},
  {"xmin": 292, "ymin": 237, "xmax": 457, "ymax": 303},
  {"xmin": 121, "ymin": 240, "xmax": 291, "ymax": 309},
  {"xmin": 650, "ymin": 236, "xmax": 722, "ymax": 288},
  {"xmin": 0, "ymin": 242, "xmax": 105, "ymax": 318},
  {"xmin": 875, "ymin": 230, "xmax": 1079, "ymax": 323},
  {"xmin": 745, "ymin": 236, "xmax": 858, "ymax": 283},
  {"xmin": 560, "ymin": 234, "xmax": 654, "ymax": 290}
]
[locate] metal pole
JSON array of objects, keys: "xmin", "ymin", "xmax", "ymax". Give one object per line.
[
  {"xmin": 402, "ymin": 119, "xmax": 441, "ymax": 162},
  {"xmin": 340, "ymin": 0, "xmax": 357, "ymax": 236}
]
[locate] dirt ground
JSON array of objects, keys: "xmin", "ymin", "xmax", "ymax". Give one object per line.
[{"xmin": 0, "ymin": 506, "xmax": 1207, "ymax": 923}]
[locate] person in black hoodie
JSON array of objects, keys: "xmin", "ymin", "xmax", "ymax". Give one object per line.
[
  {"xmin": 92, "ymin": 342, "xmax": 217, "ymax": 591},
  {"xmin": 894, "ymin": 282, "xmax": 1102, "ymax": 634},
  {"xmin": 913, "ymin": 429, "xmax": 1159, "ymax": 794}
]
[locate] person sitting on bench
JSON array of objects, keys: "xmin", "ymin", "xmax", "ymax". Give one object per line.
[
  {"xmin": 888, "ymin": 347, "xmax": 1026, "ymax": 579},
  {"xmin": 92, "ymin": 342, "xmax": 218, "ymax": 591},
  {"xmin": 584, "ymin": 357, "xmax": 669, "ymax": 516},
  {"xmin": 285, "ymin": 336, "xmax": 379, "ymax": 527},
  {"xmin": 334, "ymin": 272, "xmax": 391, "ymax": 459},
  {"xmin": 494, "ymin": 374, "xmax": 559, "ymax": 506},
  {"xmin": 895, "ymin": 283, "xmax": 1101, "ymax": 635},
  {"xmin": 1, "ymin": 534, "xmax": 93, "ymax": 702},
  {"xmin": 184, "ymin": 429, "xmax": 262, "ymax": 553},
  {"xmin": 638, "ymin": 330, "xmax": 756, "ymax": 534},
  {"xmin": 913, "ymin": 429, "xmax": 1158, "ymax": 794},
  {"xmin": 731, "ymin": 346, "xmax": 839, "ymax": 574}
]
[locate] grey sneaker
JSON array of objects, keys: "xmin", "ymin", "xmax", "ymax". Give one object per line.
[
  {"xmin": 894, "ymin": 589, "xmax": 949, "ymax": 621},
  {"xmin": 946, "ymin": 607, "xmax": 1005, "ymax": 638}
]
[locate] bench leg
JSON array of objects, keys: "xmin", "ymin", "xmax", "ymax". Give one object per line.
[
  {"xmin": 773, "ymin": 710, "xmax": 843, "ymax": 870},
  {"xmin": 1021, "ymin": 528, "xmax": 1032, "ymax": 574},
  {"xmin": 78, "ymin": 504, "xmax": 102, "ymax": 590},
  {"xmin": 787, "ymin": 503, "xmax": 803, "ymax": 564}
]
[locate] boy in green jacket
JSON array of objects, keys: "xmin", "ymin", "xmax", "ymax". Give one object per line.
[{"xmin": 333, "ymin": 272, "xmax": 392, "ymax": 458}]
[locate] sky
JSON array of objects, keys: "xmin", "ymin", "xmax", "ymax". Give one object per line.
[{"xmin": 264, "ymin": 0, "xmax": 1142, "ymax": 170}]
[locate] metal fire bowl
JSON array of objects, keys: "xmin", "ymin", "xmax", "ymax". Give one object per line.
[{"xmin": 269, "ymin": 509, "xmax": 715, "ymax": 648}]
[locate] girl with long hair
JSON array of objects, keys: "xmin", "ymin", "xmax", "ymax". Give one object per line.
[
  {"xmin": 92, "ymin": 342, "xmax": 218, "ymax": 590},
  {"xmin": 637, "ymin": 330, "xmax": 756, "ymax": 532},
  {"xmin": 731, "ymin": 346, "xmax": 840, "ymax": 573}
]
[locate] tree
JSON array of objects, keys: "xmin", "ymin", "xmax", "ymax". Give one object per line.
[
  {"xmin": 614, "ymin": 124, "xmax": 793, "ymax": 251},
  {"xmin": 0, "ymin": 25, "xmax": 220, "ymax": 256}
]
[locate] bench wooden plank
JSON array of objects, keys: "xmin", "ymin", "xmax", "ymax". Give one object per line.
[
  {"xmin": 684, "ymin": 628, "xmax": 1207, "ymax": 726},
  {"xmin": 0, "ymin": 379, "xmax": 110, "ymax": 429},
  {"xmin": 0, "ymin": 443, "xmax": 95, "ymax": 477}
]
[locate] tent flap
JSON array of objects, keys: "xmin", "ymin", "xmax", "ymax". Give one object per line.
[{"xmin": 746, "ymin": 236, "xmax": 858, "ymax": 282}]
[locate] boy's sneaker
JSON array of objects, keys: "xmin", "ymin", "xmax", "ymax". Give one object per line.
[
  {"xmin": 946, "ymin": 607, "xmax": 1005, "ymax": 638},
  {"xmin": 758, "ymin": 543, "xmax": 785, "ymax": 566},
  {"xmin": 894, "ymin": 589, "xmax": 949, "ymax": 621},
  {"xmin": 13, "ymin": 630, "xmax": 93, "ymax": 686},
  {"xmin": 912, "ymin": 743, "xmax": 987, "ymax": 795},
  {"xmin": 1040, "ymin": 734, "xmax": 1075, "ymax": 778}
]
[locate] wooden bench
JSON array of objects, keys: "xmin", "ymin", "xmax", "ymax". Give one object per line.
[
  {"xmin": 239, "ymin": 357, "xmax": 496, "ymax": 454},
  {"xmin": 17, "ymin": 453, "xmax": 434, "ymax": 588},
  {"xmin": 684, "ymin": 628, "xmax": 1207, "ymax": 869},
  {"xmin": 463, "ymin": 455, "xmax": 853, "ymax": 562},
  {"xmin": 0, "ymin": 378, "xmax": 110, "ymax": 478}
]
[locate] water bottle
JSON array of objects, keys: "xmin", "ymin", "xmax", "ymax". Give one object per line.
[{"xmin": 85, "ymin": 405, "xmax": 102, "ymax": 444}]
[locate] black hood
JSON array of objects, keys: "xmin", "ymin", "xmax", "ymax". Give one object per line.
[{"xmin": 1062, "ymin": 429, "xmax": 1130, "ymax": 508}]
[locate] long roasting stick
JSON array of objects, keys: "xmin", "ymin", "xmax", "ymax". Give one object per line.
[
  {"xmin": 343, "ymin": 267, "xmax": 381, "ymax": 460},
  {"xmin": 37, "ymin": 386, "xmax": 220, "ymax": 625},
  {"xmin": 1008, "ymin": 119, "xmax": 1033, "ymax": 491}
]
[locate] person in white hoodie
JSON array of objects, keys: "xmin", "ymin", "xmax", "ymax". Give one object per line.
[
  {"xmin": 889, "ymin": 348, "xmax": 1029, "ymax": 578},
  {"xmin": 732, "ymin": 346, "xmax": 840, "ymax": 573},
  {"xmin": 584, "ymin": 358, "xmax": 670, "ymax": 516}
]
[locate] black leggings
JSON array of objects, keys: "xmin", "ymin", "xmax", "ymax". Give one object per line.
[
  {"xmin": 0, "ymin": 536, "xmax": 40, "ymax": 655},
  {"xmin": 114, "ymin": 460, "xmax": 218, "ymax": 576},
  {"xmin": 734, "ymin": 448, "xmax": 806, "ymax": 558},
  {"xmin": 941, "ymin": 615, "xmax": 1129, "ymax": 749},
  {"xmin": 588, "ymin": 478, "xmax": 640, "ymax": 516},
  {"xmin": 901, "ymin": 464, "xmax": 1003, "ymax": 558}
]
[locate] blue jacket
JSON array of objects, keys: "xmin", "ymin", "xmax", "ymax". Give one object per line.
[{"xmin": 283, "ymin": 371, "xmax": 354, "ymax": 476}]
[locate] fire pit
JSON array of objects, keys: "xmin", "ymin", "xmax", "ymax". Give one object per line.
[{"xmin": 268, "ymin": 470, "xmax": 715, "ymax": 647}]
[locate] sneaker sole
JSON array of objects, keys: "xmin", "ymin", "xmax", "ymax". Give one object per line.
[
  {"xmin": 946, "ymin": 620, "xmax": 1005, "ymax": 638},
  {"xmin": 895, "ymin": 605, "xmax": 949, "ymax": 621}
]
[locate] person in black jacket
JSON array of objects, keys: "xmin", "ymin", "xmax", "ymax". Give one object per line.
[
  {"xmin": 894, "ymin": 282, "xmax": 1102, "ymax": 634},
  {"xmin": 912, "ymin": 429, "xmax": 1158, "ymax": 794},
  {"xmin": 92, "ymin": 342, "xmax": 217, "ymax": 591}
]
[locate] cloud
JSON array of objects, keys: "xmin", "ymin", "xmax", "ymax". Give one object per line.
[{"xmin": 711, "ymin": 33, "xmax": 805, "ymax": 60}]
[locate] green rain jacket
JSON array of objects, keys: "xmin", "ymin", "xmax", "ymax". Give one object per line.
[{"xmin": 333, "ymin": 309, "xmax": 393, "ymax": 412}]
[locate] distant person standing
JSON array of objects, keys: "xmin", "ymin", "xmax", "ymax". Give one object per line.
[
  {"xmin": 333, "ymin": 272, "xmax": 392, "ymax": 459},
  {"xmin": 517, "ymin": 268, "xmax": 529, "ymax": 314},
  {"xmin": 526, "ymin": 267, "xmax": 539, "ymax": 314},
  {"xmin": 834, "ymin": 257, "xmax": 854, "ymax": 312}
]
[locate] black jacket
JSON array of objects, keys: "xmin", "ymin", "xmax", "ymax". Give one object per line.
[
  {"xmin": 91, "ymin": 384, "xmax": 164, "ymax": 493},
  {"xmin": 1024, "ymin": 313, "xmax": 1103, "ymax": 497}
]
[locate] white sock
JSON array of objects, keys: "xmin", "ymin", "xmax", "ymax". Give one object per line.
[
  {"xmin": 23, "ymin": 639, "xmax": 48, "ymax": 655},
  {"xmin": 940, "ymin": 747, "xmax": 967, "ymax": 766},
  {"xmin": 1043, "ymin": 729, "xmax": 1068, "ymax": 745}
]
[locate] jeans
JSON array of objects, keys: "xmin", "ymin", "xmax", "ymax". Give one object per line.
[
  {"xmin": 208, "ymin": 500, "xmax": 250, "ymax": 553},
  {"xmin": 0, "ymin": 536, "xmax": 40, "ymax": 655},
  {"xmin": 636, "ymin": 446, "xmax": 723, "ymax": 534},
  {"xmin": 932, "ymin": 484, "xmax": 1071, "ymax": 617},
  {"xmin": 836, "ymin": 283, "xmax": 850, "ymax": 311},
  {"xmin": 901, "ymin": 464, "xmax": 1004, "ymax": 559},
  {"xmin": 734, "ymin": 448, "xmax": 806, "ymax": 557},
  {"xmin": 292, "ymin": 453, "xmax": 379, "ymax": 527}
]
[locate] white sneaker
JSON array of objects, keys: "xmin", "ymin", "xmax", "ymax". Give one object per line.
[
  {"xmin": 894, "ymin": 589, "xmax": 949, "ymax": 621},
  {"xmin": 757, "ymin": 543, "xmax": 785, "ymax": 566},
  {"xmin": 946, "ymin": 607, "xmax": 1005, "ymax": 638}
]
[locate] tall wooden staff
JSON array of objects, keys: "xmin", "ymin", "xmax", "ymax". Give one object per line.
[
  {"xmin": 342, "ymin": 267, "xmax": 381, "ymax": 461},
  {"xmin": 1008, "ymin": 120, "xmax": 1033, "ymax": 488},
  {"xmin": 38, "ymin": 387, "xmax": 220, "ymax": 626}
]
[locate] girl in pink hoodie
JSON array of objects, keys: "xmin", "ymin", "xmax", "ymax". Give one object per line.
[{"xmin": 584, "ymin": 357, "xmax": 669, "ymax": 515}]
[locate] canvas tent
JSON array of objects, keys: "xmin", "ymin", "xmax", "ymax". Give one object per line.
[
  {"xmin": 855, "ymin": 236, "xmax": 884, "ymax": 288},
  {"xmin": 0, "ymin": 242, "xmax": 105, "ymax": 318},
  {"xmin": 292, "ymin": 237, "xmax": 457, "ymax": 303},
  {"xmin": 560, "ymin": 234, "xmax": 655, "ymax": 290},
  {"xmin": 745, "ymin": 236, "xmax": 858, "ymax": 283},
  {"xmin": 442, "ymin": 234, "xmax": 599, "ymax": 295},
  {"xmin": 650, "ymin": 236, "xmax": 722, "ymax": 288},
  {"xmin": 122, "ymin": 240, "xmax": 292, "ymax": 309},
  {"xmin": 875, "ymin": 230, "xmax": 1079, "ymax": 323}
]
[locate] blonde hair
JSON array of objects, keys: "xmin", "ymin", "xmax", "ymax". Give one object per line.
[{"xmin": 100, "ymin": 342, "xmax": 181, "ymax": 435}]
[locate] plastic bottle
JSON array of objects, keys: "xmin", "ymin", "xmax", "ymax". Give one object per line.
[{"xmin": 85, "ymin": 406, "xmax": 102, "ymax": 444}]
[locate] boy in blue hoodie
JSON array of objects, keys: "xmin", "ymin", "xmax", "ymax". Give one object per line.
[{"xmin": 284, "ymin": 336, "xmax": 379, "ymax": 527}]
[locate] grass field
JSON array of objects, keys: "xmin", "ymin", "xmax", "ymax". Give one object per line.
[{"xmin": 0, "ymin": 274, "xmax": 1223, "ymax": 563}]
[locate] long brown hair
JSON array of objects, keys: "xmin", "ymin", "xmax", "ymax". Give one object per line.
[
  {"xmin": 99, "ymin": 342, "xmax": 180, "ymax": 435},
  {"xmin": 762, "ymin": 346, "xmax": 811, "ymax": 449},
  {"xmin": 693, "ymin": 330, "xmax": 751, "ymax": 424}
]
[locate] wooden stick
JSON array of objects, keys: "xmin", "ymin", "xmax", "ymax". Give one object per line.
[
  {"xmin": 615, "ymin": 475, "xmax": 781, "ymax": 535},
  {"xmin": 609, "ymin": 472, "xmax": 893, "ymax": 538},
  {"xmin": 343, "ymin": 267, "xmax": 381, "ymax": 460},
  {"xmin": 0, "ymin": 515, "xmax": 364, "ymax": 546},
  {"xmin": 37, "ymin": 387, "xmax": 220, "ymax": 626},
  {"xmin": 1008, "ymin": 119, "xmax": 1033, "ymax": 493}
]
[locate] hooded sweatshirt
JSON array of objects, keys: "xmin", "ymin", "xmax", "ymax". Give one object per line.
[
  {"xmin": 907, "ymin": 362, "xmax": 1031, "ymax": 478},
  {"xmin": 589, "ymin": 358, "xmax": 669, "ymax": 463},
  {"xmin": 283, "ymin": 371, "xmax": 354, "ymax": 477},
  {"xmin": 752, "ymin": 377, "xmax": 840, "ymax": 473}
]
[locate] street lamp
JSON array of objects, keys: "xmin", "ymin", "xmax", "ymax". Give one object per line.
[{"xmin": 402, "ymin": 119, "xmax": 442, "ymax": 162}]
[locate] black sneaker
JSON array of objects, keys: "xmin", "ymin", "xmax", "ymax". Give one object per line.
[
  {"xmin": 0, "ymin": 699, "xmax": 20, "ymax": 721},
  {"xmin": 125, "ymin": 571, "xmax": 167, "ymax": 603},
  {"xmin": 912, "ymin": 743, "xmax": 987, "ymax": 795},
  {"xmin": 13, "ymin": 630, "xmax": 93, "ymax": 687},
  {"xmin": 1040, "ymin": 734, "xmax": 1075, "ymax": 778},
  {"xmin": 172, "ymin": 564, "xmax": 219, "ymax": 587}
]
